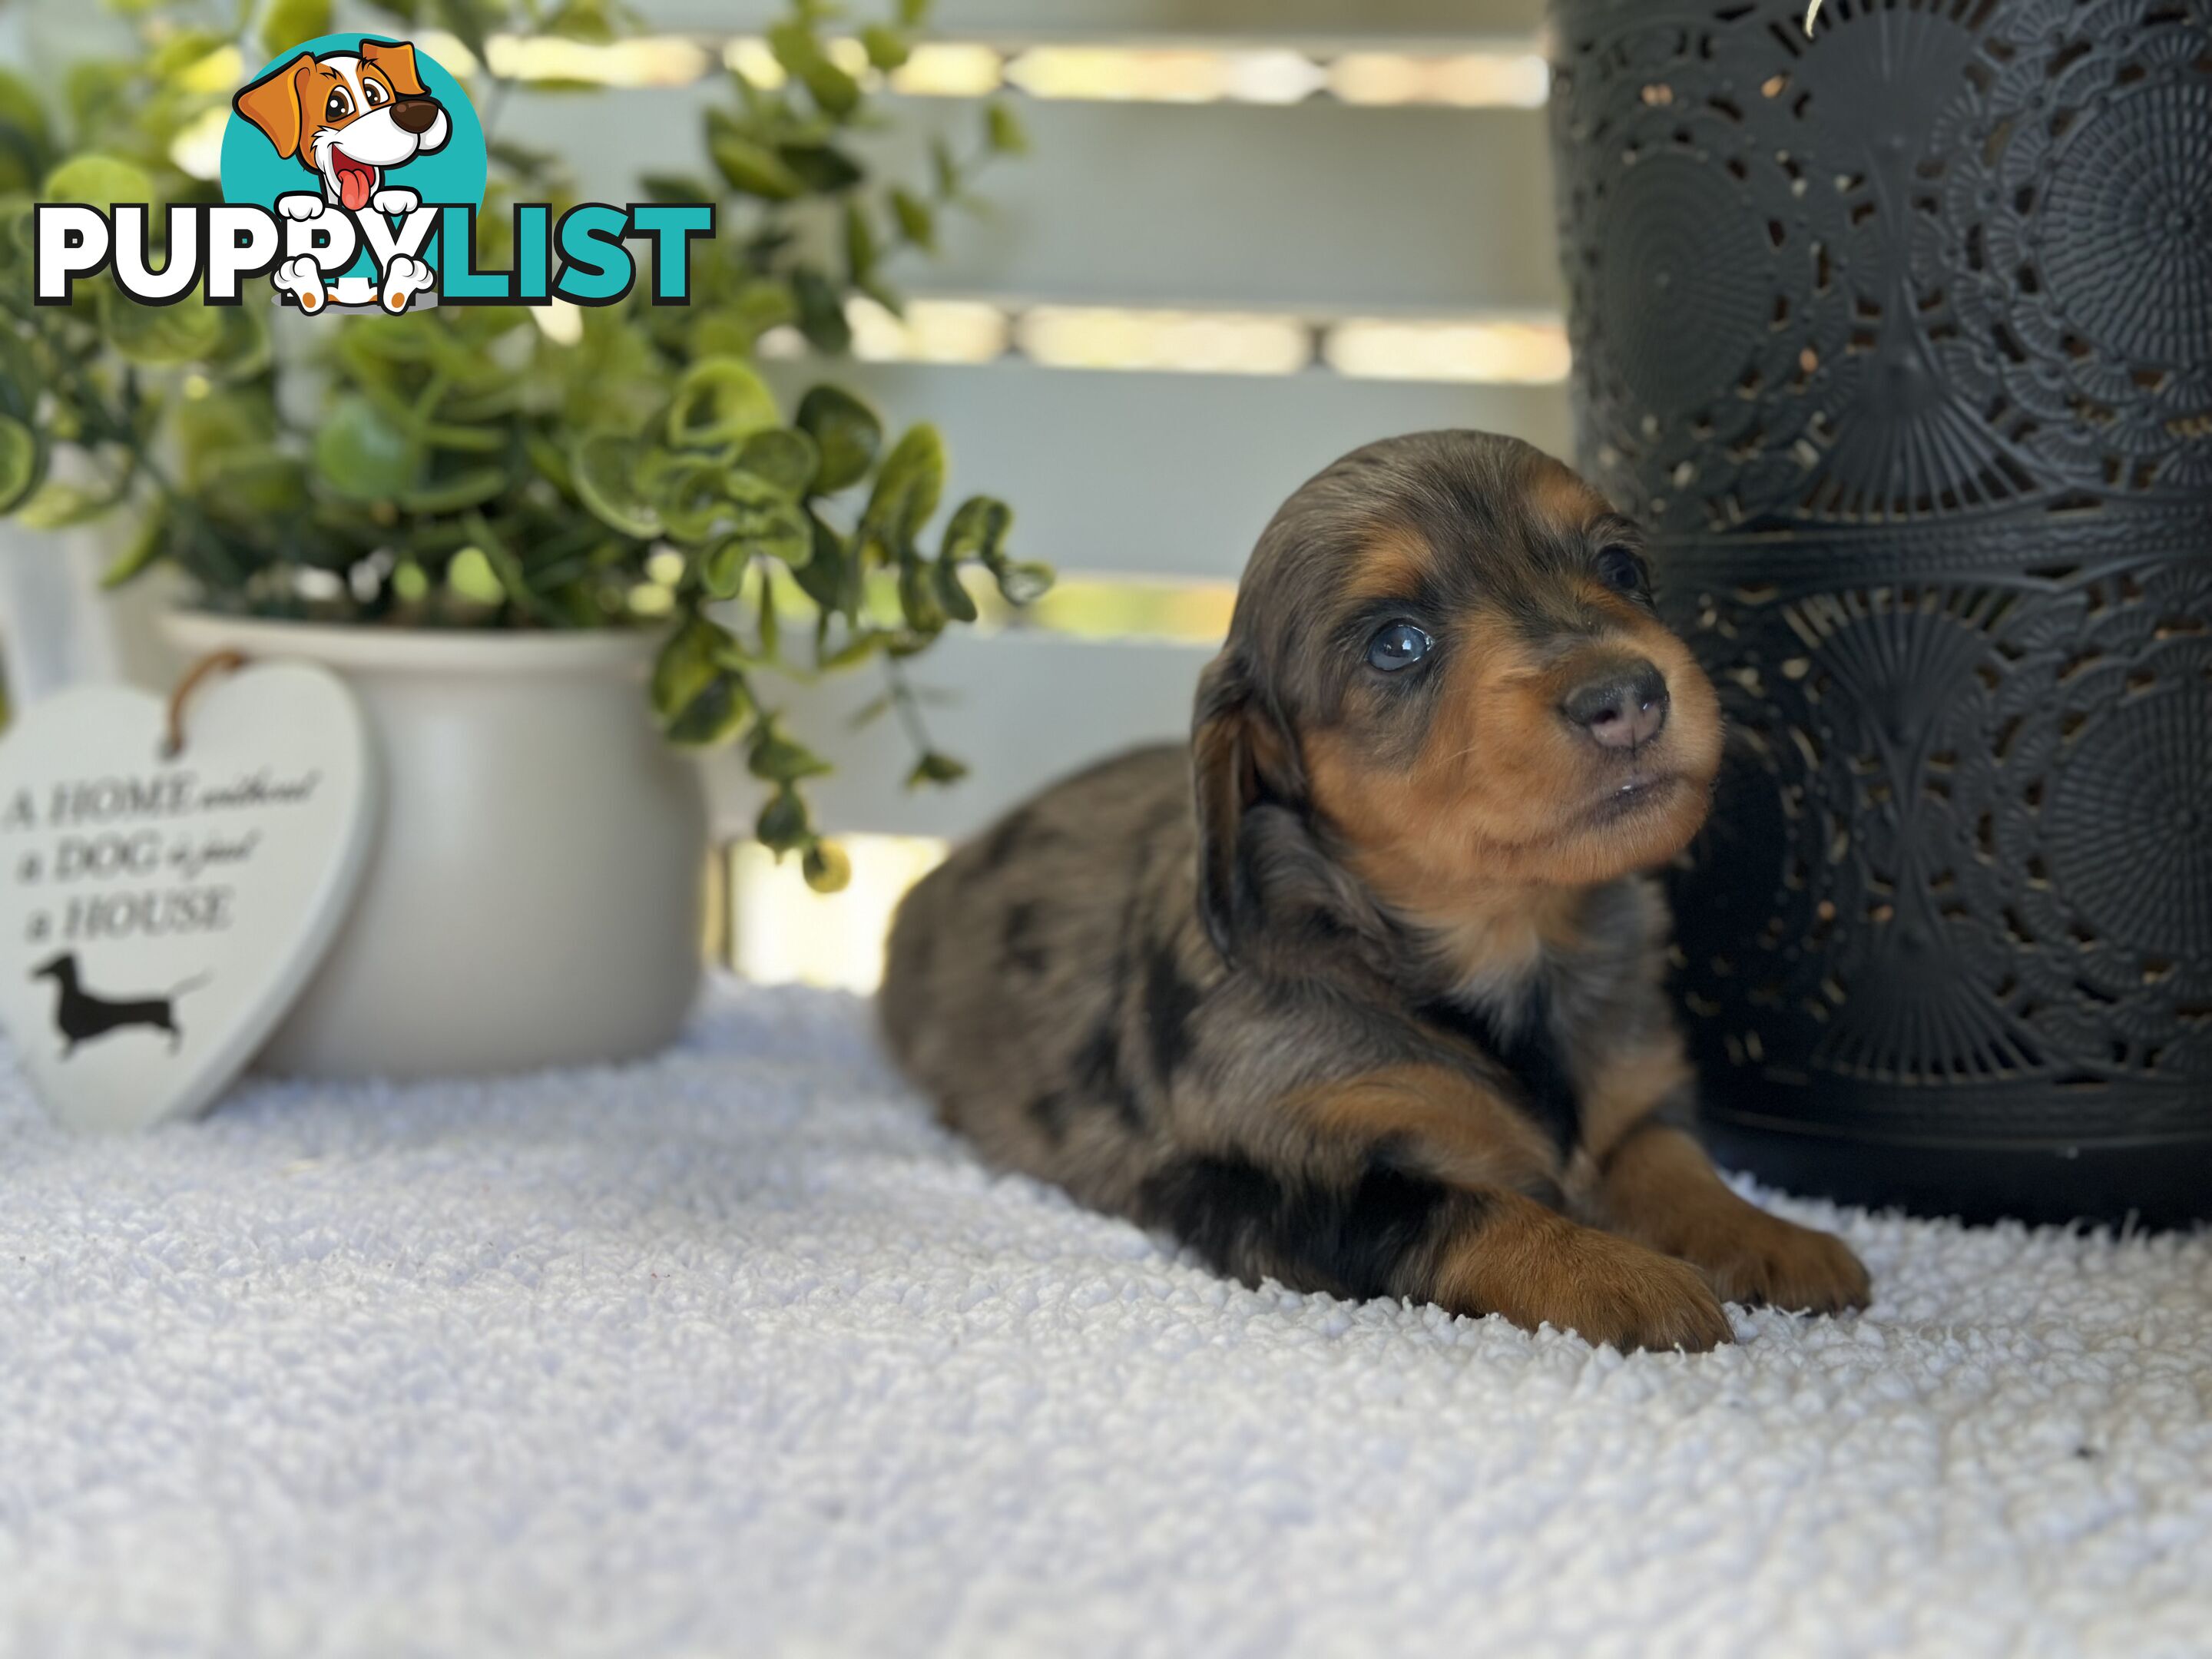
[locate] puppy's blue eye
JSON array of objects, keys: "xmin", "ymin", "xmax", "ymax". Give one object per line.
[
  {"xmin": 1597, "ymin": 546, "xmax": 1647, "ymax": 594},
  {"xmin": 1366, "ymin": 621, "xmax": 1432, "ymax": 672}
]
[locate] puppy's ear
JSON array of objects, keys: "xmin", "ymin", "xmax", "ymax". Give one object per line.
[
  {"xmin": 1191, "ymin": 649, "xmax": 1300, "ymax": 962},
  {"xmin": 233, "ymin": 53, "xmax": 316, "ymax": 161},
  {"xmin": 360, "ymin": 39, "xmax": 429, "ymax": 97}
]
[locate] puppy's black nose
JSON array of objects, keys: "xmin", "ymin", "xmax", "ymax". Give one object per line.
[
  {"xmin": 391, "ymin": 97, "xmax": 442, "ymax": 134},
  {"xmin": 1561, "ymin": 660, "xmax": 1669, "ymax": 750}
]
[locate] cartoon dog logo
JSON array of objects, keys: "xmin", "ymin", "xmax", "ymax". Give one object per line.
[{"xmin": 231, "ymin": 38, "xmax": 450, "ymax": 314}]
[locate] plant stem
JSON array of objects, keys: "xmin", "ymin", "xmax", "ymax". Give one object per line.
[{"xmin": 882, "ymin": 651, "xmax": 934, "ymax": 760}]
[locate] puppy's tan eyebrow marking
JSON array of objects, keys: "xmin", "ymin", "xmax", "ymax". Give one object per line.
[
  {"xmin": 1343, "ymin": 527, "xmax": 1432, "ymax": 605},
  {"xmin": 1528, "ymin": 463, "xmax": 1608, "ymax": 535}
]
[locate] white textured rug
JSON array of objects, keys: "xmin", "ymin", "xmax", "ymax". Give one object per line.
[{"xmin": 2, "ymin": 980, "xmax": 2209, "ymax": 1659}]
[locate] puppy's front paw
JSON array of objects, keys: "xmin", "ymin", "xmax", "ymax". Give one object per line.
[
  {"xmin": 1696, "ymin": 1211, "xmax": 1870, "ymax": 1314},
  {"xmin": 1441, "ymin": 1205, "xmax": 1734, "ymax": 1353},
  {"xmin": 378, "ymin": 255, "xmax": 431, "ymax": 314},
  {"xmin": 276, "ymin": 192, "xmax": 326, "ymax": 222},
  {"xmin": 273, "ymin": 255, "xmax": 328, "ymax": 313},
  {"xmin": 1551, "ymin": 1231, "xmax": 1734, "ymax": 1353},
  {"xmin": 370, "ymin": 186, "xmax": 419, "ymax": 217}
]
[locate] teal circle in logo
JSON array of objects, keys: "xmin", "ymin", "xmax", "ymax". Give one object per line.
[{"xmin": 220, "ymin": 34, "xmax": 486, "ymax": 283}]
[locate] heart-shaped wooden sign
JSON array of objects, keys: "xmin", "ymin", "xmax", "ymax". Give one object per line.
[{"xmin": 0, "ymin": 661, "xmax": 376, "ymax": 1131}]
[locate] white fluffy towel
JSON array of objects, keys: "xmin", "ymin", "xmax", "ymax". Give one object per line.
[{"xmin": 2, "ymin": 980, "xmax": 2208, "ymax": 1659}]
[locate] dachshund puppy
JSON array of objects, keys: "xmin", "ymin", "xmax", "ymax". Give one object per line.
[{"xmin": 882, "ymin": 431, "xmax": 1869, "ymax": 1352}]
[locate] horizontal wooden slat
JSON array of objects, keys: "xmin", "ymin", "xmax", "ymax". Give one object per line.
[
  {"xmin": 760, "ymin": 358, "xmax": 1573, "ymax": 578},
  {"xmin": 703, "ymin": 631, "xmax": 1215, "ymax": 840},
  {"xmin": 498, "ymin": 91, "xmax": 1561, "ymax": 313}
]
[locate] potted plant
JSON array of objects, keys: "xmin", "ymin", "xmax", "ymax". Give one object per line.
[{"xmin": 0, "ymin": 0, "xmax": 1044, "ymax": 1078}]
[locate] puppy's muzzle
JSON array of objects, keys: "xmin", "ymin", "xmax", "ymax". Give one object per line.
[
  {"xmin": 1561, "ymin": 658, "xmax": 1669, "ymax": 751},
  {"xmin": 390, "ymin": 97, "xmax": 442, "ymax": 134}
]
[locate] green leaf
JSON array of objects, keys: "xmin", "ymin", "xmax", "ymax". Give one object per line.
[
  {"xmin": 931, "ymin": 555, "xmax": 978, "ymax": 623},
  {"xmin": 747, "ymin": 719, "xmax": 833, "ymax": 783},
  {"xmin": 641, "ymin": 450, "xmax": 732, "ymax": 543},
  {"xmin": 260, "ymin": 0, "xmax": 332, "ymax": 56},
  {"xmin": 929, "ymin": 137, "xmax": 959, "ymax": 199},
  {"xmin": 897, "ymin": 555, "xmax": 945, "ymax": 633},
  {"xmin": 464, "ymin": 513, "xmax": 536, "ymax": 608},
  {"xmin": 100, "ymin": 289, "xmax": 224, "ymax": 366},
  {"xmin": 175, "ymin": 389, "xmax": 275, "ymax": 488},
  {"xmin": 757, "ymin": 563, "xmax": 780, "ymax": 657},
  {"xmin": 996, "ymin": 560, "xmax": 1055, "ymax": 605},
  {"xmin": 15, "ymin": 481, "xmax": 118, "ymax": 529},
  {"xmin": 942, "ymin": 495, "xmax": 1012, "ymax": 567},
  {"xmin": 639, "ymin": 171, "xmax": 718, "ymax": 204},
  {"xmin": 843, "ymin": 200, "xmax": 878, "ymax": 286},
  {"xmin": 545, "ymin": 0, "xmax": 618, "ymax": 42},
  {"xmin": 889, "ymin": 187, "xmax": 935, "ymax": 251},
  {"xmin": 985, "ymin": 101, "xmax": 1030, "ymax": 156},
  {"xmin": 721, "ymin": 473, "xmax": 813, "ymax": 565},
  {"xmin": 402, "ymin": 465, "xmax": 511, "ymax": 515},
  {"xmin": 780, "ymin": 144, "xmax": 864, "ymax": 193},
  {"xmin": 863, "ymin": 422, "xmax": 946, "ymax": 551},
  {"xmin": 0, "ymin": 323, "xmax": 38, "ymax": 424},
  {"xmin": 907, "ymin": 751, "xmax": 969, "ymax": 788},
  {"xmin": 768, "ymin": 19, "xmax": 862, "ymax": 118},
  {"xmin": 710, "ymin": 132, "xmax": 806, "ymax": 200},
  {"xmin": 802, "ymin": 839, "xmax": 853, "ymax": 893},
  {"xmin": 666, "ymin": 356, "xmax": 780, "ymax": 449},
  {"xmin": 203, "ymin": 455, "xmax": 310, "ymax": 522},
  {"xmin": 149, "ymin": 28, "xmax": 233, "ymax": 79},
  {"xmin": 100, "ymin": 502, "xmax": 168, "ymax": 588},
  {"xmin": 487, "ymin": 140, "xmax": 560, "ymax": 185},
  {"xmin": 795, "ymin": 385, "xmax": 881, "ymax": 492},
  {"xmin": 736, "ymin": 428, "xmax": 820, "ymax": 498},
  {"xmin": 571, "ymin": 432, "xmax": 664, "ymax": 538},
  {"xmin": 699, "ymin": 537, "xmax": 748, "ymax": 600},
  {"xmin": 313, "ymin": 395, "xmax": 421, "ymax": 502},
  {"xmin": 653, "ymin": 616, "xmax": 724, "ymax": 717},
  {"xmin": 756, "ymin": 785, "xmax": 810, "ymax": 853},
  {"xmin": 653, "ymin": 615, "xmax": 753, "ymax": 746},
  {"xmin": 42, "ymin": 154, "xmax": 152, "ymax": 211},
  {"xmin": 860, "ymin": 25, "xmax": 911, "ymax": 71},
  {"xmin": 817, "ymin": 626, "xmax": 885, "ymax": 670},
  {"xmin": 667, "ymin": 674, "xmax": 752, "ymax": 747},
  {"xmin": 0, "ymin": 412, "xmax": 41, "ymax": 513},
  {"xmin": 791, "ymin": 267, "xmax": 853, "ymax": 355},
  {"xmin": 0, "ymin": 73, "xmax": 51, "ymax": 194},
  {"xmin": 446, "ymin": 546, "xmax": 505, "ymax": 605},
  {"xmin": 898, "ymin": 0, "xmax": 932, "ymax": 26},
  {"xmin": 793, "ymin": 513, "xmax": 850, "ymax": 613}
]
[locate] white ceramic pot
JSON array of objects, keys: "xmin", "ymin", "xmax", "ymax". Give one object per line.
[{"xmin": 161, "ymin": 614, "xmax": 707, "ymax": 1080}]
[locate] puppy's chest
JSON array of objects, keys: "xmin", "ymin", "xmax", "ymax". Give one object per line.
[{"xmin": 1415, "ymin": 980, "xmax": 1581, "ymax": 1157}]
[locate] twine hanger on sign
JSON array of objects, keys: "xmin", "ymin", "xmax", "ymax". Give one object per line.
[
  {"xmin": 1804, "ymin": 0, "xmax": 1826, "ymax": 32},
  {"xmin": 161, "ymin": 650, "xmax": 249, "ymax": 760}
]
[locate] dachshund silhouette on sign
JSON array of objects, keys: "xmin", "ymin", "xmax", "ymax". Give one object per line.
[{"xmin": 31, "ymin": 952, "xmax": 210, "ymax": 1057}]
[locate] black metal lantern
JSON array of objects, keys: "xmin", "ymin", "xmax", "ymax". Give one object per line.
[{"xmin": 1547, "ymin": 0, "xmax": 2212, "ymax": 1225}]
